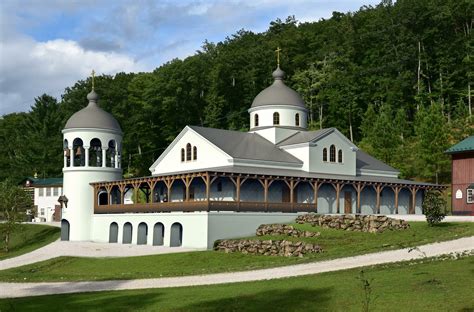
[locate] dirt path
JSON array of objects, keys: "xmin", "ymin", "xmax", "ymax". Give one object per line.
[{"xmin": 1, "ymin": 236, "xmax": 472, "ymax": 298}]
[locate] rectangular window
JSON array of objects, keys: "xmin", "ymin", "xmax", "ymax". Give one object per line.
[
  {"xmin": 46, "ymin": 188, "xmax": 51, "ymax": 196},
  {"xmin": 39, "ymin": 188, "xmax": 44, "ymax": 197},
  {"xmin": 40, "ymin": 208, "xmax": 45, "ymax": 215},
  {"xmin": 467, "ymin": 189, "xmax": 474, "ymax": 204},
  {"xmin": 53, "ymin": 187, "xmax": 59, "ymax": 196}
]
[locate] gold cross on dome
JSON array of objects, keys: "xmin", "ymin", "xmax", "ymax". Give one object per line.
[
  {"xmin": 275, "ymin": 47, "xmax": 282, "ymax": 67},
  {"xmin": 91, "ymin": 70, "xmax": 96, "ymax": 90}
]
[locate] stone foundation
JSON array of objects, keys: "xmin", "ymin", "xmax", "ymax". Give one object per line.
[
  {"xmin": 256, "ymin": 224, "xmax": 320, "ymax": 238},
  {"xmin": 296, "ymin": 214, "xmax": 410, "ymax": 233},
  {"xmin": 215, "ymin": 239, "xmax": 323, "ymax": 257}
]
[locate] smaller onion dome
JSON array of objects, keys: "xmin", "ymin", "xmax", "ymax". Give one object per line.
[
  {"xmin": 251, "ymin": 67, "xmax": 305, "ymax": 109},
  {"xmin": 64, "ymin": 90, "xmax": 122, "ymax": 132}
]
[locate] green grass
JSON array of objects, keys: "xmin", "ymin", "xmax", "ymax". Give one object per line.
[
  {"xmin": 0, "ymin": 224, "xmax": 60, "ymax": 260},
  {"xmin": 1, "ymin": 256, "xmax": 473, "ymax": 311},
  {"xmin": 0, "ymin": 221, "xmax": 472, "ymax": 282}
]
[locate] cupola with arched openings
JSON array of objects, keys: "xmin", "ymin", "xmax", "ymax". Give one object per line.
[{"xmin": 248, "ymin": 66, "xmax": 308, "ymax": 131}]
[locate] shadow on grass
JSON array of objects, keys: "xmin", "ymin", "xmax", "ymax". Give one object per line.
[
  {"xmin": 0, "ymin": 288, "xmax": 163, "ymax": 312},
  {"xmin": 178, "ymin": 287, "xmax": 333, "ymax": 312}
]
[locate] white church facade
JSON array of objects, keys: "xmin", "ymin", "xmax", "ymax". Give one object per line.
[{"xmin": 60, "ymin": 66, "xmax": 443, "ymax": 249}]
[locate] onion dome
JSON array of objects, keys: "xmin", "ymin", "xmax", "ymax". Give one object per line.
[
  {"xmin": 251, "ymin": 67, "xmax": 305, "ymax": 109},
  {"xmin": 64, "ymin": 90, "xmax": 122, "ymax": 132}
]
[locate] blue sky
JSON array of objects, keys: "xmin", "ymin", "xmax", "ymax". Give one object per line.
[{"xmin": 0, "ymin": 0, "xmax": 380, "ymax": 115}]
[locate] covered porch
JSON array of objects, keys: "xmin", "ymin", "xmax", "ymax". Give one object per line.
[{"xmin": 91, "ymin": 169, "xmax": 445, "ymax": 215}]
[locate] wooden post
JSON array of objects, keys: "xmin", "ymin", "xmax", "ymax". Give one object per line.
[
  {"xmin": 264, "ymin": 179, "xmax": 269, "ymax": 212},
  {"xmin": 375, "ymin": 184, "xmax": 383, "ymax": 214},
  {"xmin": 119, "ymin": 184, "xmax": 125, "ymax": 205},
  {"xmin": 313, "ymin": 181, "xmax": 321, "ymax": 212},
  {"xmin": 205, "ymin": 174, "xmax": 210, "ymax": 202},
  {"xmin": 105, "ymin": 185, "xmax": 112, "ymax": 206},
  {"xmin": 147, "ymin": 180, "xmax": 157, "ymax": 204},
  {"xmin": 355, "ymin": 182, "xmax": 365, "ymax": 214},
  {"xmin": 392, "ymin": 186, "xmax": 401, "ymax": 214},
  {"xmin": 93, "ymin": 185, "xmax": 98, "ymax": 211},
  {"xmin": 410, "ymin": 187, "xmax": 418, "ymax": 214},
  {"xmin": 236, "ymin": 176, "xmax": 242, "ymax": 211}
]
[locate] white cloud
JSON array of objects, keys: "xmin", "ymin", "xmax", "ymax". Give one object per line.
[{"xmin": 0, "ymin": 35, "xmax": 149, "ymax": 115}]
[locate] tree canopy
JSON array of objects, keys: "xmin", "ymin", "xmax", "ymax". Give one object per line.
[{"xmin": 0, "ymin": 0, "xmax": 472, "ymax": 183}]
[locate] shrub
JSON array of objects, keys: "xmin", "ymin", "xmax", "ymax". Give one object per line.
[{"xmin": 423, "ymin": 191, "xmax": 446, "ymax": 226}]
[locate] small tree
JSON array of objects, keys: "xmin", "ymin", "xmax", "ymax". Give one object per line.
[
  {"xmin": 0, "ymin": 180, "xmax": 33, "ymax": 252},
  {"xmin": 423, "ymin": 190, "xmax": 446, "ymax": 226}
]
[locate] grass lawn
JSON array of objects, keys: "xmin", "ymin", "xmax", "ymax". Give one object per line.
[
  {"xmin": 0, "ymin": 221, "xmax": 472, "ymax": 282},
  {"xmin": 0, "ymin": 224, "xmax": 60, "ymax": 260},
  {"xmin": 0, "ymin": 256, "xmax": 473, "ymax": 311}
]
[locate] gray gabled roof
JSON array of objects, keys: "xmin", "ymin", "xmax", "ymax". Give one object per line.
[
  {"xmin": 277, "ymin": 128, "xmax": 335, "ymax": 146},
  {"xmin": 356, "ymin": 150, "xmax": 399, "ymax": 173},
  {"xmin": 189, "ymin": 126, "xmax": 302, "ymax": 164}
]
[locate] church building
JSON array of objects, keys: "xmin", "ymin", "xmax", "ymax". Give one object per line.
[{"xmin": 60, "ymin": 65, "xmax": 443, "ymax": 249}]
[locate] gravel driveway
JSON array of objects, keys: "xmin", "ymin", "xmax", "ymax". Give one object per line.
[{"xmin": 0, "ymin": 236, "xmax": 472, "ymax": 298}]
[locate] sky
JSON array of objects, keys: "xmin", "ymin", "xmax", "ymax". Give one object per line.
[{"xmin": 0, "ymin": 0, "xmax": 380, "ymax": 116}]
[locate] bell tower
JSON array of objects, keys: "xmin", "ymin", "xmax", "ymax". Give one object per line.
[{"xmin": 61, "ymin": 73, "xmax": 123, "ymax": 241}]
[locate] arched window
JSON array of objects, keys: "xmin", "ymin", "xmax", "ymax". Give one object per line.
[
  {"xmin": 186, "ymin": 143, "xmax": 191, "ymax": 161},
  {"xmin": 63, "ymin": 139, "xmax": 70, "ymax": 167},
  {"xmin": 330, "ymin": 145, "xmax": 336, "ymax": 162},
  {"xmin": 295, "ymin": 113, "xmax": 300, "ymax": 126},
  {"xmin": 106, "ymin": 140, "xmax": 116, "ymax": 168},
  {"xmin": 89, "ymin": 138, "xmax": 102, "ymax": 167},
  {"xmin": 323, "ymin": 148, "xmax": 328, "ymax": 162},
  {"xmin": 273, "ymin": 112, "xmax": 280, "ymax": 125},
  {"xmin": 72, "ymin": 138, "xmax": 85, "ymax": 167},
  {"xmin": 193, "ymin": 146, "xmax": 197, "ymax": 160},
  {"xmin": 181, "ymin": 148, "xmax": 185, "ymax": 162},
  {"xmin": 338, "ymin": 149, "xmax": 343, "ymax": 163},
  {"xmin": 254, "ymin": 114, "xmax": 259, "ymax": 127}
]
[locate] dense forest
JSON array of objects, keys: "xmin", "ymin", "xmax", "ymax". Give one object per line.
[{"xmin": 0, "ymin": 0, "xmax": 472, "ymax": 185}]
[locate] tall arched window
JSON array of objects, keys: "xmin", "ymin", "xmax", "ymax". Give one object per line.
[
  {"xmin": 89, "ymin": 138, "xmax": 102, "ymax": 167},
  {"xmin": 323, "ymin": 148, "xmax": 328, "ymax": 162},
  {"xmin": 106, "ymin": 140, "xmax": 116, "ymax": 168},
  {"xmin": 186, "ymin": 143, "xmax": 191, "ymax": 161},
  {"xmin": 181, "ymin": 148, "xmax": 185, "ymax": 162},
  {"xmin": 254, "ymin": 114, "xmax": 259, "ymax": 127},
  {"xmin": 273, "ymin": 112, "xmax": 280, "ymax": 125},
  {"xmin": 338, "ymin": 149, "xmax": 343, "ymax": 163},
  {"xmin": 63, "ymin": 139, "xmax": 70, "ymax": 167},
  {"xmin": 330, "ymin": 145, "xmax": 336, "ymax": 162},
  {"xmin": 193, "ymin": 146, "xmax": 197, "ymax": 160},
  {"xmin": 295, "ymin": 113, "xmax": 300, "ymax": 126},
  {"xmin": 73, "ymin": 138, "xmax": 85, "ymax": 167}
]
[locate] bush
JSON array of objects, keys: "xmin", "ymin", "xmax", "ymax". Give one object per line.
[{"xmin": 423, "ymin": 191, "xmax": 446, "ymax": 226}]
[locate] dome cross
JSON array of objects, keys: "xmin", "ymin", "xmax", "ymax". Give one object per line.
[
  {"xmin": 91, "ymin": 70, "xmax": 96, "ymax": 90},
  {"xmin": 275, "ymin": 47, "xmax": 282, "ymax": 67}
]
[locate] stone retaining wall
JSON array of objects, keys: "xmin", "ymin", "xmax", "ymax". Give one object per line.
[
  {"xmin": 296, "ymin": 214, "xmax": 409, "ymax": 233},
  {"xmin": 256, "ymin": 224, "xmax": 320, "ymax": 238},
  {"xmin": 215, "ymin": 239, "xmax": 323, "ymax": 257}
]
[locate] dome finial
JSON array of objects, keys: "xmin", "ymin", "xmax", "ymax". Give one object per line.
[{"xmin": 86, "ymin": 70, "xmax": 99, "ymax": 103}]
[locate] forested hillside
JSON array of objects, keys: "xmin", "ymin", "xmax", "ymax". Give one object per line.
[{"xmin": 0, "ymin": 0, "xmax": 472, "ymax": 184}]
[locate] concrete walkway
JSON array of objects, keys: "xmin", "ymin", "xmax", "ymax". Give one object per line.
[
  {"xmin": 0, "ymin": 236, "xmax": 472, "ymax": 298},
  {"xmin": 0, "ymin": 240, "xmax": 198, "ymax": 271}
]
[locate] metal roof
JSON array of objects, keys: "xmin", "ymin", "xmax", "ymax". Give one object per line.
[
  {"xmin": 356, "ymin": 150, "xmax": 399, "ymax": 173},
  {"xmin": 64, "ymin": 90, "xmax": 122, "ymax": 132},
  {"xmin": 277, "ymin": 128, "xmax": 334, "ymax": 146},
  {"xmin": 24, "ymin": 177, "xmax": 63, "ymax": 186},
  {"xmin": 189, "ymin": 126, "xmax": 303, "ymax": 164},
  {"xmin": 144, "ymin": 165, "xmax": 440, "ymax": 187},
  {"xmin": 251, "ymin": 67, "xmax": 306, "ymax": 109},
  {"xmin": 445, "ymin": 136, "xmax": 474, "ymax": 154}
]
